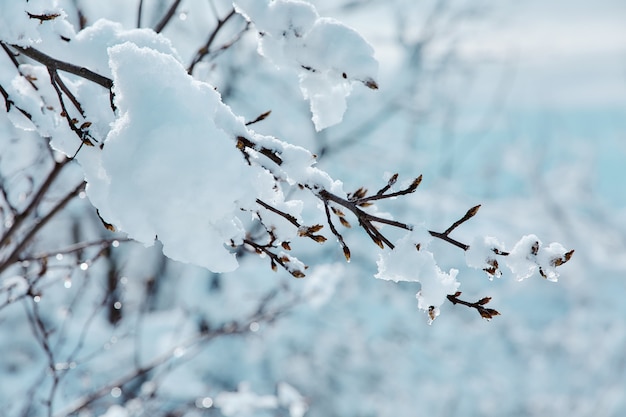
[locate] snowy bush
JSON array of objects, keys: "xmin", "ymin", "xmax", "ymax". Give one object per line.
[{"xmin": 0, "ymin": 1, "xmax": 583, "ymax": 416}]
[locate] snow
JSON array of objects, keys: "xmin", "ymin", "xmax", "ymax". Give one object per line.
[
  {"xmin": 0, "ymin": 0, "xmax": 73, "ymax": 47},
  {"xmin": 465, "ymin": 235, "xmax": 506, "ymax": 279},
  {"xmin": 215, "ymin": 382, "xmax": 278, "ymax": 416},
  {"xmin": 234, "ymin": 0, "xmax": 378, "ymax": 130},
  {"xmin": 375, "ymin": 228, "xmax": 460, "ymax": 318}
]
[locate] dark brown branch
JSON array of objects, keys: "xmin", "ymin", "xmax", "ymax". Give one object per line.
[
  {"xmin": 50, "ymin": 68, "xmax": 85, "ymax": 116},
  {"xmin": 447, "ymin": 291, "xmax": 501, "ymax": 320},
  {"xmin": 256, "ymin": 199, "xmax": 300, "ymax": 228},
  {"xmin": 427, "ymin": 230, "xmax": 470, "ymax": 251},
  {"xmin": 236, "ymin": 136, "xmax": 283, "ymax": 166},
  {"xmin": 323, "ymin": 202, "xmax": 351, "ymax": 261},
  {"xmin": 357, "ymin": 175, "xmax": 422, "ymax": 203},
  {"xmin": 9, "ymin": 44, "xmax": 113, "ymax": 90},
  {"xmin": 318, "ymin": 188, "xmax": 410, "ymax": 249},
  {"xmin": 242, "ymin": 238, "xmax": 306, "ymax": 278},
  {"xmin": 443, "ymin": 204, "xmax": 481, "ymax": 235}
]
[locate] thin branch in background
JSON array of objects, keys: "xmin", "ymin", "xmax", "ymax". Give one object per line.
[
  {"xmin": 52, "ymin": 295, "xmax": 298, "ymax": 417},
  {"xmin": 0, "ymin": 181, "xmax": 86, "ymax": 276},
  {"xmin": 136, "ymin": 0, "xmax": 144, "ymax": 28},
  {"xmin": 23, "ymin": 294, "xmax": 61, "ymax": 417},
  {"xmin": 187, "ymin": 8, "xmax": 238, "ymax": 74},
  {"xmin": 0, "ymin": 159, "xmax": 69, "ymax": 249},
  {"xmin": 153, "ymin": 0, "xmax": 183, "ymax": 34},
  {"xmin": 18, "ymin": 238, "xmax": 131, "ymax": 262}
]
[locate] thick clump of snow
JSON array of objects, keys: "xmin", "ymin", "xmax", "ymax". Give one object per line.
[
  {"xmin": 505, "ymin": 234, "xmax": 570, "ymax": 282},
  {"xmin": 467, "ymin": 234, "xmax": 572, "ymax": 282},
  {"xmin": 86, "ymin": 41, "xmax": 295, "ymax": 273},
  {"xmin": 375, "ymin": 228, "xmax": 460, "ymax": 320},
  {"xmin": 233, "ymin": 0, "xmax": 379, "ymax": 131}
]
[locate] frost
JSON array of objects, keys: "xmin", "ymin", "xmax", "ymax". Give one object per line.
[
  {"xmin": 234, "ymin": 0, "xmax": 378, "ymax": 130},
  {"xmin": 375, "ymin": 228, "xmax": 460, "ymax": 317},
  {"xmin": 505, "ymin": 235, "xmax": 572, "ymax": 282},
  {"xmin": 466, "ymin": 236, "xmax": 506, "ymax": 279},
  {"xmin": 506, "ymin": 234, "xmax": 542, "ymax": 281}
]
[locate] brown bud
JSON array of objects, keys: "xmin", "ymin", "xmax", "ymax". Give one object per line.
[
  {"xmin": 466, "ymin": 204, "xmax": 481, "ymax": 219},
  {"xmin": 364, "ymin": 78, "xmax": 378, "ymax": 90},
  {"xmin": 311, "ymin": 235, "xmax": 327, "ymax": 243},
  {"xmin": 291, "ymin": 270, "xmax": 306, "ymax": 278},
  {"xmin": 331, "ymin": 206, "xmax": 345, "ymax": 217},
  {"xmin": 551, "ymin": 249, "xmax": 575, "ymax": 267},
  {"xmin": 478, "ymin": 297, "xmax": 492, "ymax": 305},
  {"xmin": 408, "ymin": 175, "xmax": 423, "ymax": 192},
  {"xmin": 428, "ymin": 306, "xmax": 437, "ymax": 322},
  {"xmin": 479, "ymin": 307, "xmax": 500, "ymax": 320},
  {"xmin": 531, "ymin": 241, "xmax": 540, "ymax": 256},
  {"xmin": 339, "ymin": 217, "xmax": 351, "ymax": 228},
  {"xmin": 343, "ymin": 246, "xmax": 351, "ymax": 262},
  {"xmin": 281, "ymin": 241, "xmax": 291, "ymax": 251},
  {"xmin": 350, "ymin": 187, "xmax": 367, "ymax": 200}
]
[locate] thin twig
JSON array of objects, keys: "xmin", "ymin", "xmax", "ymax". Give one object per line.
[
  {"xmin": 0, "ymin": 159, "xmax": 69, "ymax": 249},
  {"xmin": 154, "ymin": 0, "xmax": 183, "ymax": 33},
  {"xmin": 256, "ymin": 199, "xmax": 300, "ymax": 228},
  {"xmin": 187, "ymin": 8, "xmax": 238, "ymax": 74},
  {"xmin": 136, "ymin": 0, "xmax": 144, "ymax": 28},
  {"xmin": 19, "ymin": 238, "xmax": 131, "ymax": 262},
  {"xmin": 0, "ymin": 181, "xmax": 86, "ymax": 275}
]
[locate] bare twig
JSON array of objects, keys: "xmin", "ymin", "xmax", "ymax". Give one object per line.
[
  {"xmin": 447, "ymin": 291, "xmax": 501, "ymax": 321},
  {"xmin": 0, "ymin": 159, "xmax": 69, "ymax": 249},
  {"xmin": 18, "ymin": 238, "xmax": 131, "ymax": 262},
  {"xmin": 154, "ymin": 0, "xmax": 183, "ymax": 33},
  {"xmin": 236, "ymin": 136, "xmax": 283, "ymax": 166},
  {"xmin": 0, "ymin": 181, "xmax": 86, "ymax": 275},
  {"xmin": 53, "ymin": 297, "xmax": 297, "ymax": 417},
  {"xmin": 136, "ymin": 0, "xmax": 144, "ymax": 28},
  {"xmin": 256, "ymin": 198, "xmax": 300, "ymax": 228},
  {"xmin": 187, "ymin": 8, "xmax": 238, "ymax": 74}
]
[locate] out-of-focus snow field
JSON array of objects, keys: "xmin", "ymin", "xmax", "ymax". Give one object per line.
[
  {"xmin": 177, "ymin": 0, "xmax": 626, "ymax": 414},
  {"xmin": 303, "ymin": 0, "xmax": 626, "ymax": 415}
]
